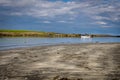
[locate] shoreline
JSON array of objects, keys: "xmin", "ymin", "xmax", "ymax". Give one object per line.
[
  {"xmin": 0, "ymin": 43, "xmax": 120, "ymax": 80},
  {"xmin": 0, "ymin": 42, "xmax": 120, "ymax": 51}
]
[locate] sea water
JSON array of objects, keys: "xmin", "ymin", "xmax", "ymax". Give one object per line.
[{"xmin": 0, "ymin": 37, "xmax": 120, "ymax": 50}]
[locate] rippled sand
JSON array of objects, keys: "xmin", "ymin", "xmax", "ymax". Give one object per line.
[{"xmin": 0, "ymin": 43, "xmax": 120, "ymax": 80}]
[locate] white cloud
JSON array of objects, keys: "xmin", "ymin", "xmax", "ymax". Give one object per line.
[
  {"xmin": 0, "ymin": 0, "xmax": 89, "ymax": 17},
  {"xmin": 96, "ymin": 21, "xmax": 107, "ymax": 25},
  {"xmin": 0, "ymin": 0, "xmax": 120, "ymax": 27},
  {"xmin": 101, "ymin": 26, "xmax": 112, "ymax": 28},
  {"xmin": 57, "ymin": 20, "xmax": 73, "ymax": 23},
  {"xmin": 0, "ymin": 0, "xmax": 35, "ymax": 7},
  {"xmin": 58, "ymin": 21, "xmax": 66, "ymax": 23},
  {"xmin": 92, "ymin": 16, "xmax": 110, "ymax": 20},
  {"xmin": 43, "ymin": 21, "xmax": 51, "ymax": 23},
  {"xmin": 28, "ymin": 1, "xmax": 86, "ymax": 17},
  {"xmin": 10, "ymin": 12, "xmax": 23, "ymax": 16}
]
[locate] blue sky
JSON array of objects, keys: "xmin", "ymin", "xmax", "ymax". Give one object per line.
[{"xmin": 0, "ymin": 0, "xmax": 120, "ymax": 35}]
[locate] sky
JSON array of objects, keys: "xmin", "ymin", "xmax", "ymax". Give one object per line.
[{"xmin": 0, "ymin": 0, "xmax": 120, "ymax": 35}]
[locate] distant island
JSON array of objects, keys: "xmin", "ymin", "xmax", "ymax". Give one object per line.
[{"xmin": 0, "ymin": 30, "xmax": 119, "ymax": 38}]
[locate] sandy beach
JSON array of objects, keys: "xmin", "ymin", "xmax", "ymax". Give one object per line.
[{"xmin": 0, "ymin": 43, "xmax": 120, "ymax": 80}]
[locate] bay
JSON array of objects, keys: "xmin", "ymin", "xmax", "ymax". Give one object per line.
[{"xmin": 0, "ymin": 37, "xmax": 120, "ymax": 50}]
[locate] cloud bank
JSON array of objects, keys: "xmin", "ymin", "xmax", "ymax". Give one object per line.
[{"xmin": 0, "ymin": 0, "xmax": 120, "ymax": 28}]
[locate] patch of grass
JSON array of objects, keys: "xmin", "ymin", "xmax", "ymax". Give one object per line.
[
  {"xmin": 0, "ymin": 29, "xmax": 33, "ymax": 32},
  {"xmin": 0, "ymin": 29, "xmax": 47, "ymax": 33}
]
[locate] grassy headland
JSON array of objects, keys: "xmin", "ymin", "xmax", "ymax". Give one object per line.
[
  {"xmin": 0, "ymin": 29, "xmax": 119, "ymax": 38},
  {"xmin": 0, "ymin": 29, "xmax": 81, "ymax": 37}
]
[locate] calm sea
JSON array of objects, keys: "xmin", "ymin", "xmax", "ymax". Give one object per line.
[{"xmin": 0, "ymin": 37, "xmax": 120, "ymax": 50}]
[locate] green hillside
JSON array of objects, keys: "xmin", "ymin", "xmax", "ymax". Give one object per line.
[
  {"xmin": 0, "ymin": 29, "xmax": 81, "ymax": 37},
  {"xmin": 0, "ymin": 29, "xmax": 46, "ymax": 33}
]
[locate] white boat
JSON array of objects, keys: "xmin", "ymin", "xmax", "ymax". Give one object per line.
[{"xmin": 81, "ymin": 35, "xmax": 91, "ymax": 38}]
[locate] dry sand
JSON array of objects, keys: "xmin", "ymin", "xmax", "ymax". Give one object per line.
[{"xmin": 0, "ymin": 43, "xmax": 120, "ymax": 80}]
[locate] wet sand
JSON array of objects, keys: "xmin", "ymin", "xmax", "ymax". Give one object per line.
[{"xmin": 0, "ymin": 43, "xmax": 120, "ymax": 80}]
